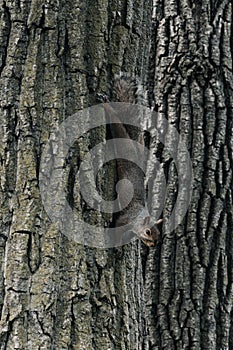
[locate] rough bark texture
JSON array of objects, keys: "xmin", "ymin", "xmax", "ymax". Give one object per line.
[
  {"xmin": 0, "ymin": 0, "xmax": 232, "ymax": 350},
  {"xmin": 0, "ymin": 1, "xmax": 152, "ymax": 349},
  {"xmin": 144, "ymin": 1, "xmax": 233, "ymax": 349}
]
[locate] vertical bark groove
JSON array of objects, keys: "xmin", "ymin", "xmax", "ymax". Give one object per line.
[{"xmin": 144, "ymin": 1, "xmax": 233, "ymax": 349}]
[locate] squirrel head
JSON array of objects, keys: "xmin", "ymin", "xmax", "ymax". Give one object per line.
[
  {"xmin": 134, "ymin": 214, "xmax": 162, "ymax": 247},
  {"xmin": 116, "ymin": 208, "xmax": 162, "ymax": 247}
]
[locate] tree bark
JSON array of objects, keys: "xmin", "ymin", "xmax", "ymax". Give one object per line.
[
  {"xmin": 144, "ymin": 1, "xmax": 233, "ymax": 349},
  {"xmin": 0, "ymin": 1, "xmax": 152, "ymax": 349},
  {"xmin": 0, "ymin": 0, "xmax": 232, "ymax": 350}
]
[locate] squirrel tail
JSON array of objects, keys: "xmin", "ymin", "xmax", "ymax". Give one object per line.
[{"xmin": 111, "ymin": 73, "xmax": 146, "ymax": 105}]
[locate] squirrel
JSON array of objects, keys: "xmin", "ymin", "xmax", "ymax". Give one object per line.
[{"xmin": 98, "ymin": 76, "xmax": 162, "ymax": 247}]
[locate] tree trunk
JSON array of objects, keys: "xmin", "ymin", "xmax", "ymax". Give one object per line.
[
  {"xmin": 144, "ymin": 1, "xmax": 233, "ymax": 349},
  {"xmin": 0, "ymin": 1, "xmax": 232, "ymax": 350}
]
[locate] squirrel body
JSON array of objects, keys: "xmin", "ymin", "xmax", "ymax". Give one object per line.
[{"xmin": 99, "ymin": 77, "xmax": 162, "ymax": 246}]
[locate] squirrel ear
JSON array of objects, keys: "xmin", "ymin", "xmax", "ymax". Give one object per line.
[
  {"xmin": 143, "ymin": 215, "xmax": 150, "ymax": 226},
  {"xmin": 156, "ymin": 219, "xmax": 163, "ymax": 225}
]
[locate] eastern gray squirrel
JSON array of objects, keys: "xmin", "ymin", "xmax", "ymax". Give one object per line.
[{"xmin": 98, "ymin": 76, "xmax": 162, "ymax": 246}]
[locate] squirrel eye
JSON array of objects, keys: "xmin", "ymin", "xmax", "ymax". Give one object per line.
[{"xmin": 145, "ymin": 229, "xmax": 151, "ymax": 235}]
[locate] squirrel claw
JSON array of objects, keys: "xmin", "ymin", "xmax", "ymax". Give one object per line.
[{"xmin": 96, "ymin": 93, "xmax": 109, "ymax": 103}]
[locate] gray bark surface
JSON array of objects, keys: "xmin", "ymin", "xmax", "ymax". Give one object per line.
[
  {"xmin": 0, "ymin": 0, "xmax": 232, "ymax": 350},
  {"xmin": 0, "ymin": 1, "xmax": 152, "ymax": 349},
  {"xmin": 144, "ymin": 1, "xmax": 233, "ymax": 349}
]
